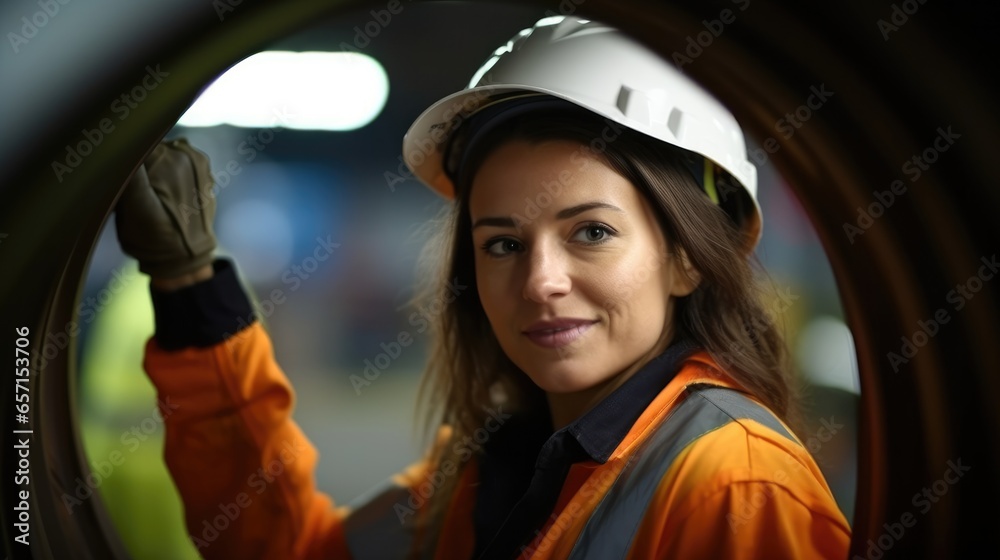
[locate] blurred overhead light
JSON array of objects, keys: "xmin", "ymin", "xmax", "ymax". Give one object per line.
[{"xmin": 178, "ymin": 51, "xmax": 389, "ymax": 130}]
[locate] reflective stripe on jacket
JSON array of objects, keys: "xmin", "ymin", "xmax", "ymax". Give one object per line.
[{"xmin": 144, "ymin": 322, "xmax": 851, "ymax": 559}]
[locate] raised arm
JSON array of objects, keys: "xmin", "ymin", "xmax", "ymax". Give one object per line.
[{"xmin": 114, "ymin": 140, "xmax": 350, "ymax": 558}]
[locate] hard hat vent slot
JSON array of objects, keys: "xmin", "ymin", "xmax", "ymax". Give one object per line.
[
  {"xmin": 667, "ymin": 108, "xmax": 684, "ymax": 138},
  {"xmin": 617, "ymin": 86, "xmax": 672, "ymax": 129},
  {"xmin": 616, "ymin": 85, "xmax": 647, "ymax": 123}
]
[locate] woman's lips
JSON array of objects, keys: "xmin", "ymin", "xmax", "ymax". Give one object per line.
[{"xmin": 522, "ymin": 319, "xmax": 598, "ymax": 349}]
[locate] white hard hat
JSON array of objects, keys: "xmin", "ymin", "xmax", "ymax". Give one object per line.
[{"xmin": 403, "ymin": 15, "xmax": 761, "ymax": 244}]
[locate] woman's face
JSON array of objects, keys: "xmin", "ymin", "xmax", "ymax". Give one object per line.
[{"xmin": 469, "ymin": 139, "xmax": 698, "ymax": 396}]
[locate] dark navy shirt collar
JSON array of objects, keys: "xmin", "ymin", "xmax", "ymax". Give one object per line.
[
  {"xmin": 472, "ymin": 336, "xmax": 701, "ymax": 558},
  {"xmin": 559, "ymin": 336, "xmax": 700, "ymax": 464}
]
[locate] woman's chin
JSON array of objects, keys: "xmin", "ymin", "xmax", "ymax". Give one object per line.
[{"xmin": 522, "ymin": 365, "xmax": 606, "ymax": 395}]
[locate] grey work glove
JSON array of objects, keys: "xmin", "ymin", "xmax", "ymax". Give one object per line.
[{"xmin": 115, "ymin": 138, "xmax": 218, "ymax": 278}]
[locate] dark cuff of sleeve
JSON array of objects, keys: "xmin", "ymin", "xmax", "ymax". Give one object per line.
[{"xmin": 150, "ymin": 259, "xmax": 256, "ymax": 351}]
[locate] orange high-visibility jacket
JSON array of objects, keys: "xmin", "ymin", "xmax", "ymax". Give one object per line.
[{"xmin": 144, "ymin": 321, "xmax": 851, "ymax": 559}]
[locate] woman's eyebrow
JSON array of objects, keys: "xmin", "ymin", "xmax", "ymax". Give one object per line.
[
  {"xmin": 555, "ymin": 202, "xmax": 624, "ymax": 219},
  {"xmin": 472, "ymin": 202, "xmax": 624, "ymax": 230}
]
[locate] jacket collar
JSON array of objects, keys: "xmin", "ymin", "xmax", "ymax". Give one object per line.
[{"xmin": 562, "ymin": 337, "xmax": 701, "ymax": 464}]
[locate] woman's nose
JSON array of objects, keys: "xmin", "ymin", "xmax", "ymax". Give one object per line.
[{"xmin": 521, "ymin": 241, "xmax": 571, "ymax": 302}]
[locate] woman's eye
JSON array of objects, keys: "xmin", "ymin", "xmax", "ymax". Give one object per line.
[
  {"xmin": 572, "ymin": 225, "xmax": 613, "ymax": 244},
  {"xmin": 484, "ymin": 238, "xmax": 523, "ymax": 256}
]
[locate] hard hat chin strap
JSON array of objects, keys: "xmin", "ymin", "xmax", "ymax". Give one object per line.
[{"xmin": 703, "ymin": 159, "xmax": 720, "ymax": 205}]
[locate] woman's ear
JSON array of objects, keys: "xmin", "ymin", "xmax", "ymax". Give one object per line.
[{"xmin": 668, "ymin": 246, "xmax": 701, "ymax": 297}]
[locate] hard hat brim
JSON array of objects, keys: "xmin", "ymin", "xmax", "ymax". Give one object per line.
[{"xmin": 402, "ymin": 84, "xmax": 761, "ymax": 247}]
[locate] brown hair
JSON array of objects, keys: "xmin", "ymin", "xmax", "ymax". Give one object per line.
[{"xmin": 409, "ymin": 109, "xmax": 802, "ymax": 537}]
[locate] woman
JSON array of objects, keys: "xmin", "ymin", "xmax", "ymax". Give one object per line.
[{"xmin": 117, "ymin": 15, "xmax": 851, "ymax": 559}]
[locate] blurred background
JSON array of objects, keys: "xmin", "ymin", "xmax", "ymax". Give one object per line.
[{"xmin": 75, "ymin": 3, "xmax": 859, "ymax": 558}]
